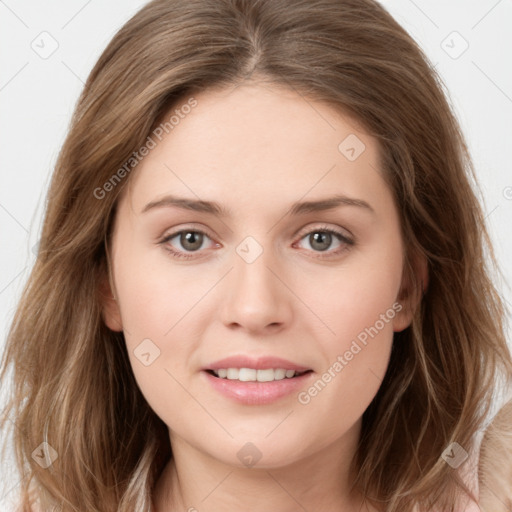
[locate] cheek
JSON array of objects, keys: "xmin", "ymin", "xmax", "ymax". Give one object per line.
[
  {"xmin": 114, "ymin": 238, "xmax": 201, "ymax": 339},
  {"xmin": 296, "ymin": 275, "xmax": 398, "ymax": 443},
  {"xmin": 111, "ymin": 244, "xmax": 177, "ymax": 378},
  {"xmin": 308, "ymin": 241, "xmax": 403, "ymax": 345},
  {"xmin": 294, "ymin": 239, "xmax": 402, "ymax": 409},
  {"xmin": 112, "ymin": 243, "xmax": 211, "ymax": 400}
]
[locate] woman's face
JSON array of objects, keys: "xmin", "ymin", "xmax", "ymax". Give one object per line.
[{"xmin": 103, "ymin": 82, "xmax": 415, "ymax": 469}]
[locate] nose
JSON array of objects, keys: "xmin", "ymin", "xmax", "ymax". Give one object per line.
[{"xmin": 219, "ymin": 242, "xmax": 293, "ymax": 335}]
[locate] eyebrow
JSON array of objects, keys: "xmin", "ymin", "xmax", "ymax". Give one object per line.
[{"xmin": 141, "ymin": 193, "xmax": 375, "ymax": 216}]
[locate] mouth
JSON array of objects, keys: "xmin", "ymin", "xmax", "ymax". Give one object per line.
[
  {"xmin": 205, "ymin": 368, "xmax": 313, "ymax": 382},
  {"xmin": 202, "ymin": 355, "xmax": 314, "ymax": 404},
  {"xmin": 203, "ymin": 366, "xmax": 314, "ymax": 405}
]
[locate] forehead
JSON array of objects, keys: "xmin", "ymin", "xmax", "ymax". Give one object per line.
[{"xmin": 122, "ymin": 82, "xmax": 389, "ymax": 219}]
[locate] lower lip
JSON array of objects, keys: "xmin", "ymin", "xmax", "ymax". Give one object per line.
[{"xmin": 202, "ymin": 370, "xmax": 314, "ymax": 405}]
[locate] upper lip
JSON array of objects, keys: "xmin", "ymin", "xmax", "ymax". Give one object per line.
[{"xmin": 204, "ymin": 355, "xmax": 311, "ymax": 372}]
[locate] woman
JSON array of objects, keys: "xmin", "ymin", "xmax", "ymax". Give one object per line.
[{"xmin": 1, "ymin": 0, "xmax": 511, "ymax": 510}]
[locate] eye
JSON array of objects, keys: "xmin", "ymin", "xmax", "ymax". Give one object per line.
[
  {"xmin": 160, "ymin": 228, "xmax": 218, "ymax": 260},
  {"xmin": 294, "ymin": 225, "xmax": 354, "ymax": 258}
]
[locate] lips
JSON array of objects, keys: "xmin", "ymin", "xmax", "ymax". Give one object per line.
[
  {"xmin": 204, "ymin": 355, "xmax": 311, "ymax": 372},
  {"xmin": 201, "ymin": 355, "xmax": 314, "ymax": 405}
]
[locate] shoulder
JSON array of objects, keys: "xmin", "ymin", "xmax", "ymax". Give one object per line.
[
  {"xmin": 25, "ymin": 480, "xmax": 43, "ymax": 512},
  {"xmin": 478, "ymin": 398, "xmax": 512, "ymax": 511}
]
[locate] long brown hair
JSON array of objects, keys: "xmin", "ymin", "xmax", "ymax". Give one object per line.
[{"xmin": 1, "ymin": 0, "xmax": 511, "ymax": 510}]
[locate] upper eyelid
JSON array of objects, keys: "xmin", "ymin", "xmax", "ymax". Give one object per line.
[{"xmin": 295, "ymin": 223, "xmax": 353, "ymax": 240}]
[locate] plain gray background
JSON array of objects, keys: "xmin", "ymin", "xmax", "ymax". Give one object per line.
[{"xmin": 1, "ymin": 0, "xmax": 511, "ymax": 507}]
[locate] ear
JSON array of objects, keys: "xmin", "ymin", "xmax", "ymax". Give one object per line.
[
  {"xmin": 393, "ymin": 249, "xmax": 429, "ymax": 332},
  {"xmin": 97, "ymin": 267, "xmax": 123, "ymax": 332}
]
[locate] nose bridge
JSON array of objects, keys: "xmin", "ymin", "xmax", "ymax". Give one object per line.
[
  {"xmin": 220, "ymin": 234, "xmax": 291, "ymax": 331},
  {"xmin": 233, "ymin": 234, "xmax": 281, "ymax": 305}
]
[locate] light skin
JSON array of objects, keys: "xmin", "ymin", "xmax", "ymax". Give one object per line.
[{"xmin": 100, "ymin": 81, "xmax": 426, "ymax": 511}]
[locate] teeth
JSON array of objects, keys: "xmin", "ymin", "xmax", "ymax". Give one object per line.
[
  {"xmin": 227, "ymin": 368, "xmax": 239, "ymax": 380},
  {"xmin": 211, "ymin": 368, "xmax": 303, "ymax": 381},
  {"xmin": 274, "ymin": 369, "xmax": 286, "ymax": 380},
  {"xmin": 239, "ymin": 368, "xmax": 256, "ymax": 381},
  {"xmin": 257, "ymin": 369, "xmax": 275, "ymax": 382}
]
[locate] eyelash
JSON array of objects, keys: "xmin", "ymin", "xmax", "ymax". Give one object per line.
[{"xmin": 159, "ymin": 224, "xmax": 355, "ymax": 261}]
